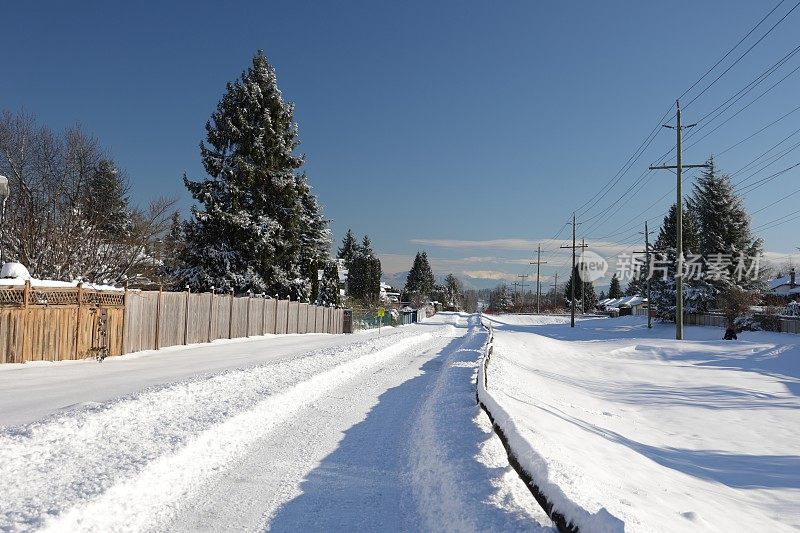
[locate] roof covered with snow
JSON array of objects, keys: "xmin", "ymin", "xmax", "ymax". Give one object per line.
[{"xmin": 600, "ymin": 295, "xmax": 647, "ymax": 309}]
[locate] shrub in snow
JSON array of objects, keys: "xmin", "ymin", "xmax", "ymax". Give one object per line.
[
  {"xmin": 734, "ymin": 314, "xmax": 761, "ymax": 331},
  {"xmin": 783, "ymin": 301, "xmax": 800, "ymax": 317},
  {"xmin": 1, "ymin": 262, "xmax": 31, "ymax": 280}
]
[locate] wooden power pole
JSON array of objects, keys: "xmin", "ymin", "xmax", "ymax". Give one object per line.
[
  {"xmin": 633, "ymin": 221, "xmax": 662, "ymax": 330},
  {"xmin": 517, "ymin": 274, "xmax": 529, "ymax": 313},
  {"xmin": 560, "ymin": 214, "xmax": 588, "ymax": 327},
  {"xmin": 649, "ymin": 100, "xmax": 710, "ymax": 340},
  {"xmin": 530, "ymin": 245, "xmax": 548, "ymax": 314}
]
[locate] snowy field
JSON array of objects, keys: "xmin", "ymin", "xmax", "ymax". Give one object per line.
[
  {"xmin": 0, "ymin": 313, "xmax": 553, "ymax": 532},
  {"xmin": 481, "ymin": 313, "xmax": 800, "ymax": 532}
]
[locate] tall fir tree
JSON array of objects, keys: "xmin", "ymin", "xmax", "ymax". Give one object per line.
[
  {"xmin": 608, "ymin": 273, "xmax": 623, "ymax": 298},
  {"xmin": 443, "ymin": 273, "xmax": 463, "ymax": 310},
  {"xmin": 490, "ymin": 284, "xmax": 513, "ymax": 313},
  {"xmin": 83, "ymin": 159, "xmax": 131, "ymax": 240},
  {"xmin": 625, "ymin": 270, "xmax": 647, "ymax": 296},
  {"xmin": 564, "ymin": 263, "xmax": 597, "ymax": 311},
  {"xmin": 688, "ymin": 157, "xmax": 764, "ymax": 293},
  {"xmin": 650, "ymin": 202, "xmax": 705, "ymax": 320},
  {"xmin": 315, "ymin": 259, "xmax": 341, "ymax": 306},
  {"xmin": 348, "ymin": 235, "xmax": 381, "ymax": 300},
  {"xmin": 337, "ymin": 229, "xmax": 358, "ymax": 269},
  {"xmin": 176, "ymin": 51, "xmax": 329, "ymax": 298},
  {"xmin": 405, "ymin": 251, "xmax": 435, "ymax": 299}
]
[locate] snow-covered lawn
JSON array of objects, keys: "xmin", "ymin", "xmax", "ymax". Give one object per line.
[{"xmin": 481, "ymin": 314, "xmax": 800, "ymax": 532}]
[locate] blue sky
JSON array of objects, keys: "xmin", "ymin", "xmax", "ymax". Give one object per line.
[{"xmin": 3, "ymin": 1, "xmax": 799, "ymax": 288}]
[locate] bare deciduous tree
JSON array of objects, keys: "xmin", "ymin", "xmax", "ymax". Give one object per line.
[
  {"xmin": 718, "ymin": 286, "xmax": 755, "ymax": 329},
  {"xmin": 0, "ymin": 110, "xmax": 175, "ymax": 283}
]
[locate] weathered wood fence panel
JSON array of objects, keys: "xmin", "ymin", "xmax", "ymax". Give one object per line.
[
  {"xmin": 275, "ymin": 300, "xmax": 288, "ymax": 334},
  {"xmin": 265, "ymin": 299, "xmax": 277, "ymax": 335},
  {"xmin": 315, "ymin": 307, "xmax": 324, "ymax": 333},
  {"xmin": 287, "ymin": 302, "xmax": 298, "ymax": 334},
  {"xmin": 298, "ymin": 303, "xmax": 308, "ymax": 334},
  {"xmin": 156, "ymin": 292, "xmax": 185, "ymax": 349},
  {"xmin": 686, "ymin": 312, "xmax": 800, "ymax": 334}
]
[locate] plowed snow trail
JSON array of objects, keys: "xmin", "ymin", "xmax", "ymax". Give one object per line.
[{"xmin": 0, "ymin": 314, "xmax": 552, "ymax": 532}]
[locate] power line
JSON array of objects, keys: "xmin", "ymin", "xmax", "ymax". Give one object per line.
[
  {"xmin": 751, "ymin": 187, "xmax": 800, "ymax": 215},
  {"xmin": 683, "ymin": 0, "xmax": 800, "ymax": 109},
  {"xmin": 683, "ymin": 58, "xmax": 800, "ymax": 151},
  {"xmin": 754, "ymin": 206, "xmax": 800, "ymax": 231},
  {"xmin": 716, "ymin": 103, "xmax": 800, "ymax": 156},
  {"xmin": 574, "ymin": 2, "xmax": 800, "ymax": 226},
  {"xmin": 737, "ymin": 161, "xmax": 800, "ymax": 193}
]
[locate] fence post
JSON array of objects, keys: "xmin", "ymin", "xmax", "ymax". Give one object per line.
[
  {"xmin": 184, "ymin": 285, "xmax": 190, "ymax": 345},
  {"xmin": 208, "ymin": 287, "xmax": 215, "ymax": 342},
  {"xmin": 228, "ymin": 289, "xmax": 234, "ymax": 339},
  {"xmin": 312, "ymin": 304, "xmax": 317, "ymax": 333},
  {"xmin": 121, "ymin": 281, "xmax": 128, "ymax": 355},
  {"xmin": 273, "ymin": 297, "xmax": 278, "ymax": 334},
  {"xmin": 261, "ymin": 295, "xmax": 267, "ymax": 335},
  {"xmin": 21, "ymin": 279, "xmax": 30, "ymax": 363},
  {"xmin": 286, "ymin": 295, "xmax": 291, "ymax": 334},
  {"xmin": 155, "ymin": 285, "xmax": 163, "ymax": 350},
  {"xmin": 246, "ymin": 291, "xmax": 252, "ymax": 338},
  {"xmin": 75, "ymin": 282, "xmax": 84, "ymax": 359}
]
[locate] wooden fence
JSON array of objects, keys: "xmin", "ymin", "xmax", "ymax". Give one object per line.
[
  {"xmin": 685, "ymin": 312, "xmax": 800, "ymax": 334},
  {"xmin": 0, "ymin": 282, "xmax": 124, "ymax": 364},
  {"xmin": 122, "ymin": 289, "xmax": 344, "ymax": 354},
  {"xmin": 0, "ymin": 282, "xmax": 345, "ymax": 364}
]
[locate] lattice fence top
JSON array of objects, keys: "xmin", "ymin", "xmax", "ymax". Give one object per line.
[
  {"xmin": 0, "ymin": 287, "xmax": 125, "ymax": 307},
  {"xmin": 84, "ymin": 291, "xmax": 125, "ymax": 307},
  {"xmin": 0, "ymin": 289, "xmax": 24, "ymax": 305},
  {"xmin": 31, "ymin": 289, "xmax": 79, "ymax": 306}
]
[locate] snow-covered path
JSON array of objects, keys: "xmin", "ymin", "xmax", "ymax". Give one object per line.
[{"xmin": 0, "ymin": 313, "xmax": 552, "ymax": 532}]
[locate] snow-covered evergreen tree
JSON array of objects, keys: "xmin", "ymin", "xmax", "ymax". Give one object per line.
[
  {"xmin": 650, "ymin": 202, "xmax": 707, "ymax": 320},
  {"xmin": 625, "ymin": 271, "xmax": 647, "ymax": 296},
  {"xmin": 443, "ymin": 273, "xmax": 463, "ymax": 310},
  {"xmin": 688, "ymin": 157, "xmax": 764, "ymax": 293},
  {"xmin": 405, "ymin": 251, "xmax": 435, "ymax": 300},
  {"xmin": 489, "ymin": 284, "xmax": 513, "ymax": 313},
  {"xmin": 608, "ymin": 273, "xmax": 623, "ymax": 298},
  {"xmin": 315, "ymin": 259, "xmax": 341, "ymax": 306},
  {"xmin": 564, "ymin": 264, "xmax": 597, "ymax": 311},
  {"xmin": 348, "ymin": 235, "xmax": 381, "ymax": 300},
  {"xmin": 177, "ymin": 51, "xmax": 330, "ymax": 298},
  {"xmin": 84, "ymin": 159, "xmax": 131, "ymax": 240},
  {"xmin": 337, "ymin": 229, "xmax": 358, "ymax": 269}
]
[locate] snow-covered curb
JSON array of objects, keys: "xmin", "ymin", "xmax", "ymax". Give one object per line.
[{"xmin": 476, "ymin": 317, "xmax": 622, "ymax": 533}]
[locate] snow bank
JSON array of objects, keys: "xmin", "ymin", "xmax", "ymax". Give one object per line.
[{"xmin": 480, "ymin": 314, "xmax": 800, "ymax": 531}]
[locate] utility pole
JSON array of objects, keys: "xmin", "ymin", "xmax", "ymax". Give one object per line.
[
  {"xmin": 581, "ymin": 238, "xmax": 586, "ymax": 313},
  {"xmin": 518, "ymin": 274, "xmax": 529, "ymax": 313},
  {"xmin": 633, "ymin": 221, "xmax": 660, "ymax": 330},
  {"xmin": 511, "ymin": 281, "xmax": 519, "ymax": 304},
  {"xmin": 551, "ymin": 272, "xmax": 558, "ymax": 310},
  {"xmin": 560, "ymin": 214, "xmax": 588, "ymax": 327},
  {"xmin": 649, "ymin": 100, "xmax": 710, "ymax": 340},
  {"xmin": 530, "ymin": 245, "xmax": 548, "ymax": 314},
  {"xmin": 643, "ymin": 222, "xmax": 652, "ymax": 329}
]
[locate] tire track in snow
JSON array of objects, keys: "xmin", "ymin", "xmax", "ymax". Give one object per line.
[
  {"xmin": 0, "ymin": 328, "xmax": 436, "ymax": 532},
  {"xmin": 410, "ymin": 320, "xmax": 478, "ymax": 531}
]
